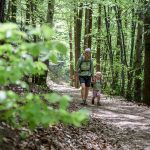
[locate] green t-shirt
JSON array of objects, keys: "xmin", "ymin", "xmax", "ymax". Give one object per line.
[
  {"xmin": 76, "ymin": 55, "xmax": 94, "ymax": 77},
  {"xmin": 93, "ymin": 79, "xmax": 101, "ymax": 91}
]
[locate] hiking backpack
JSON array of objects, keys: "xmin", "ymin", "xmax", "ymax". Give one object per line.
[{"xmin": 79, "ymin": 56, "xmax": 92, "ymax": 72}]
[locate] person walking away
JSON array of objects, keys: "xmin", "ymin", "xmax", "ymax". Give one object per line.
[{"xmin": 75, "ymin": 48, "xmax": 94, "ymax": 105}]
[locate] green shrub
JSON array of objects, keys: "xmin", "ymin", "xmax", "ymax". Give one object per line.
[{"xmin": 0, "ymin": 23, "xmax": 89, "ymax": 129}]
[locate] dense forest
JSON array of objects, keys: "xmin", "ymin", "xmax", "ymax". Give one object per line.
[
  {"xmin": 0, "ymin": 0, "xmax": 150, "ymax": 149},
  {"xmin": 1, "ymin": 0, "xmax": 149, "ymax": 102}
]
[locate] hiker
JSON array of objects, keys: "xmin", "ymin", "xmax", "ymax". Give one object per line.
[
  {"xmin": 75, "ymin": 48, "xmax": 94, "ymax": 105},
  {"xmin": 91, "ymin": 71, "xmax": 103, "ymax": 106}
]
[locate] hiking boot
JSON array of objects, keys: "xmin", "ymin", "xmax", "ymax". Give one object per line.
[
  {"xmin": 80, "ymin": 100, "xmax": 87, "ymax": 105},
  {"xmin": 97, "ymin": 102, "xmax": 101, "ymax": 106}
]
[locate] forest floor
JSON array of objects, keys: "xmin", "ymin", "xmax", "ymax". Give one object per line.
[{"xmin": 0, "ymin": 81, "xmax": 150, "ymax": 150}]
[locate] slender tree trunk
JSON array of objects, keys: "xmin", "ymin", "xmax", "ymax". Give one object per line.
[
  {"xmin": 96, "ymin": 4, "xmax": 101, "ymax": 72},
  {"xmin": 126, "ymin": 1, "xmax": 137, "ymax": 100},
  {"xmin": 74, "ymin": 3, "xmax": 83, "ymax": 88},
  {"xmin": 31, "ymin": 1, "xmax": 39, "ymax": 84},
  {"xmin": 113, "ymin": 33, "xmax": 120, "ymax": 92},
  {"xmin": 134, "ymin": 10, "xmax": 143, "ymax": 102},
  {"xmin": 143, "ymin": 1, "xmax": 150, "ymax": 105},
  {"xmin": 84, "ymin": 3, "xmax": 92, "ymax": 49},
  {"xmin": 31, "ymin": 1, "xmax": 37, "ymax": 41},
  {"xmin": 104, "ymin": 6, "xmax": 115, "ymax": 89},
  {"xmin": 47, "ymin": 0, "xmax": 55, "ymax": 27},
  {"xmin": 88, "ymin": 3, "xmax": 92, "ymax": 49},
  {"xmin": 26, "ymin": 0, "xmax": 31, "ymax": 25},
  {"xmin": 37, "ymin": 0, "xmax": 55, "ymax": 86},
  {"xmin": 69, "ymin": 20, "xmax": 74, "ymax": 86},
  {"xmin": 6, "ymin": 0, "xmax": 11, "ymax": 21},
  {"xmin": 84, "ymin": 4, "xmax": 89, "ymax": 49},
  {"xmin": 11, "ymin": 0, "xmax": 17, "ymax": 22},
  {"xmin": 114, "ymin": 5, "xmax": 127, "ymax": 95},
  {"xmin": 0, "ymin": 0, "xmax": 6, "ymax": 22}
]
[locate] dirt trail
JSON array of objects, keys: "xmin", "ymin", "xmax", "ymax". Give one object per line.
[{"xmin": 48, "ymin": 81, "xmax": 150, "ymax": 150}]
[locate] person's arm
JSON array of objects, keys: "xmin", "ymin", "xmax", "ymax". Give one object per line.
[
  {"xmin": 76, "ymin": 59, "xmax": 80, "ymax": 72},
  {"xmin": 91, "ymin": 76, "xmax": 96, "ymax": 83},
  {"xmin": 91, "ymin": 60, "xmax": 94, "ymax": 78},
  {"xmin": 75, "ymin": 58, "xmax": 81, "ymax": 73},
  {"xmin": 74, "ymin": 57, "xmax": 81, "ymax": 78}
]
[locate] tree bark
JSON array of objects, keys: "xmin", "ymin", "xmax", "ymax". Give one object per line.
[
  {"xmin": 84, "ymin": 3, "xmax": 92, "ymax": 49},
  {"xmin": 47, "ymin": 0, "xmax": 55, "ymax": 27},
  {"xmin": 37, "ymin": 0, "xmax": 55, "ymax": 86},
  {"xmin": 96, "ymin": 4, "xmax": 101, "ymax": 72},
  {"xmin": 26, "ymin": 0, "xmax": 31, "ymax": 25},
  {"xmin": 74, "ymin": 3, "xmax": 83, "ymax": 88},
  {"xmin": 6, "ymin": 0, "xmax": 11, "ymax": 21},
  {"xmin": 126, "ymin": 0, "xmax": 137, "ymax": 100},
  {"xmin": 0, "ymin": 0, "xmax": 6, "ymax": 22},
  {"xmin": 11, "ymin": 0, "xmax": 17, "ymax": 22},
  {"xmin": 69, "ymin": 20, "xmax": 74, "ymax": 86},
  {"xmin": 104, "ymin": 6, "xmax": 115, "ymax": 90},
  {"xmin": 114, "ymin": 5, "xmax": 127, "ymax": 95},
  {"xmin": 143, "ymin": 1, "xmax": 150, "ymax": 105},
  {"xmin": 134, "ymin": 7, "xmax": 144, "ymax": 102}
]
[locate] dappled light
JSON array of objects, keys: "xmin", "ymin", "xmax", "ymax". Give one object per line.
[
  {"xmin": 46, "ymin": 81, "xmax": 150, "ymax": 149},
  {"xmin": 0, "ymin": 0, "xmax": 150, "ymax": 149}
]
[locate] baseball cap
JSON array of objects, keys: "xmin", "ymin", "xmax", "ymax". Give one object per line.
[{"xmin": 85, "ymin": 48, "xmax": 91, "ymax": 52}]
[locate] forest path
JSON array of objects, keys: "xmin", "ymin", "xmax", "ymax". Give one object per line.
[{"xmin": 48, "ymin": 81, "xmax": 150, "ymax": 150}]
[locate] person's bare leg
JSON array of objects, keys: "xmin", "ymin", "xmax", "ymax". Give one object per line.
[
  {"xmin": 97, "ymin": 95, "xmax": 101, "ymax": 105},
  {"xmin": 92, "ymin": 97, "xmax": 95, "ymax": 104},
  {"xmin": 81, "ymin": 83, "xmax": 85, "ymax": 100},
  {"xmin": 80, "ymin": 83, "xmax": 88, "ymax": 105},
  {"xmin": 85, "ymin": 86, "xmax": 89, "ymax": 100},
  {"xmin": 92, "ymin": 90, "xmax": 96, "ymax": 104}
]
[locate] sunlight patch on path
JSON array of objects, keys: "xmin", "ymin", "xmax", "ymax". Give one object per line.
[
  {"xmin": 91, "ymin": 108, "xmax": 150, "ymax": 131},
  {"xmin": 47, "ymin": 81, "xmax": 150, "ymax": 148}
]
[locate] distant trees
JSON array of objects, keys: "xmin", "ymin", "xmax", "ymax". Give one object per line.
[
  {"xmin": 0, "ymin": 0, "xmax": 149, "ymax": 105},
  {"xmin": 68, "ymin": 0, "xmax": 149, "ymax": 105}
]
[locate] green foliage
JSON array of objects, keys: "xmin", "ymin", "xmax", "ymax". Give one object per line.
[{"xmin": 0, "ymin": 23, "xmax": 89, "ymax": 129}]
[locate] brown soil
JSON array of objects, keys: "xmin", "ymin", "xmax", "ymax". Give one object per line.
[{"xmin": 0, "ymin": 81, "xmax": 150, "ymax": 150}]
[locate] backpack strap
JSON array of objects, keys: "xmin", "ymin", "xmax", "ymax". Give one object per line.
[
  {"xmin": 79, "ymin": 56, "xmax": 92, "ymax": 72},
  {"xmin": 79, "ymin": 56, "xmax": 83, "ymax": 69}
]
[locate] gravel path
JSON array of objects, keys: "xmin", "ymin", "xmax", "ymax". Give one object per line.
[{"xmin": 48, "ymin": 81, "xmax": 150, "ymax": 150}]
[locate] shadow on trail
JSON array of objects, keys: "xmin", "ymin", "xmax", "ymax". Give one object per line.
[{"xmin": 47, "ymin": 81, "xmax": 150, "ymax": 150}]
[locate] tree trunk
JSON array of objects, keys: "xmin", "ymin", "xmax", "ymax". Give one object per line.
[
  {"xmin": 74, "ymin": 3, "xmax": 83, "ymax": 88},
  {"xmin": 37, "ymin": 0, "xmax": 55, "ymax": 86},
  {"xmin": 47, "ymin": 0, "xmax": 55, "ymax": 27},
  {"xmin": 126, "ymin": 1, "xmax": 136, "ymax": 100},
  {"xmin": 31, "ymin": 1, "xmax": 39, "ymax": 84},
  {"xmin": 11, "ymin": 0, "xmax": 17, "ymax": 22},
  {"xmin": 114, "ymin": 5, "xmax": 127, "ymax": 95},
  {"xmin": 96, "ymin": 4, "xmax": 101, "ymax": 72},
  {"xmin": 104, "ymin": 6, "xmax": 115, "ymax": 90},
  {"xmin": 31, "ymin": 1, "xmax": 37, "ymax": 41},
  {"xmin": 69, "ymin": 20, "xmax": 74, "ymax": 86},
  {"xmin": 143, "ymin": 1, "xmax": 150, "ymax": 105},
  {"xmin": 134, "ymin": 8, "xmax": 144, "ymax": 102},
  {"xmin": 26, "ymin": 0, "xmax": 31, "ymax": 25},
  {"xmin": 6, "ymin": 0, "xmax": 11, "ymax": 21},
  {"xmin": 84, "ymin": 3, "xmax": 92, "ymax": 49},
  {"xmin": 0, "ymin": 0, "xmax": 6, "ymax": 22}
]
